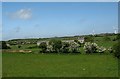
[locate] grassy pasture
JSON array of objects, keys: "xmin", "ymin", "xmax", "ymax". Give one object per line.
[
  {"xmin": 2, "ymin": 53, "xmax": 118, "ymax": 77},
  {"xmin": 93, "ymin": 36, "xmax": 117, "ymax": 48}
]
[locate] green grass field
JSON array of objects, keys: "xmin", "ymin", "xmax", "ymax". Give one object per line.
[
  {"xmin": 2, "ymin": 53, "xmax": 118, "ymax": 77},
  {"xmin": 2, "ymin": 35, "xmax": 119, "ymax": 77}
]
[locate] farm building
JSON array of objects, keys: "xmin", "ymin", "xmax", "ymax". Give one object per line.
[
  {"xmin": 37, "ymin": 41, "xmax": 49, "ymax": 46},
  {"xmin": 78, "ymin": 37, "xmax": 85, "ymax": 43}
]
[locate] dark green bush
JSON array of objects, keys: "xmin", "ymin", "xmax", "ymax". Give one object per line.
[
  {"xmin": 71, "ymin": 48, "xmax": 80, "ymax": 54},
  {"xmin": 62, "ymin": 42, "xmax": 70, "ymax": 53},
  {"xmin": 74, "ymin": 39, "xmax": 81, "ymax": 47},
  {"xmin": 113, "ymin": 34, "xmax": 120, "ymax": 58},
  {"xmin": 18, "ymin": 45, "xmax": 21, "ymax": 48},
  {"xmin": 113, "ymin": 42, "xmax": 120, "ymax": 58},
  {"xmin": 0, "ymin": 41, "xmax": 11, "ymax": 49},
  {"xmin": 39, "ymin": 42, "xmax": 47, "ymax": 53},
  {"xmin": 84, "ymin": 36, "xmax": 94, "ymax": 42},
  {"xmin": 49, "ymin": 39, "xmax": 62, "ymax": 53},
  {"xmin": 108, "ymin": 47, "xmax": 113, "ymax": 53}
]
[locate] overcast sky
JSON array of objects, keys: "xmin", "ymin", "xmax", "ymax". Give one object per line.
[{"xmin": 2, "ymin": 2, "xmax": 118, "ymax": 40}]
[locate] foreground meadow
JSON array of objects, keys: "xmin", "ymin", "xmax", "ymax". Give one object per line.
[{"xmin": 2, "ymin": 53, "xmax": 118, "ymax": 77}]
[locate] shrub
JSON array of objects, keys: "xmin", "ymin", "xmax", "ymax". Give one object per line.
[
  {"xmin": 0, "ymin": 41, "xmax": 11, "ymax": 49},
  {"xmin": 113, "ymin": 42, "xmax": 120, "ymax": 58},
  {"xmin": 84, "ymin": 36, "xmax": 94, "ymax": 42},
  {"xmin": 62, "ymin": 47, "xmax": 70, "ymax": 53},
  {"xmin": 108, "ymin": 47, "xmax": 113, "ymax": 53},
  {"xmin": 97, "ymin": 46, "xmax": 106, "ymax": 54},
  {"xmin": 71, "ymin": 47, "xmax": 80, "ymax": 53},
  {"xmin": 116, "ymin": 33, "xmax": 120, "ymax": 41},
  {"xmin": 113, "ymin": 34, "xmax": 120, "ymax": 58},
  {"xmin": 49, "ymin": 39, "xmax": 62, "ymax": 53},
  {"xmin": 69, "ymin": 42, "xmax": 80, "ymax": 53},
  {"xmin": 39, "ymin": 42, "xmax": 47, "ymax": 53},
  {"xmin": 74, "ymin": 39, "xmax": 81, "ymax": 47},
  {"xmin": 47, "ymin": 45, "xmax": 53, "ymax": 53},
  {"xmin": 74, "ymin": 39, "xmax": 78, "ymax": 43},
  {"xmin": 84, "ymin": 42, "xmax": 98, "ymax": 54},
  {"xmin": 112, "ymin": 37, "xmax": 117, "ymax": 41},
  {"xmin": 18, "ymin": 45, "xmax": 21, "ymax": 48},
  {"xmin": 61, "ymin": 42, "xmax": 70, "ymax": 53}
]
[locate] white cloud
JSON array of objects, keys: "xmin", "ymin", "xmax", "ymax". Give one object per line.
[{"xmin": 10, "ymin": 8, "xmax": 32, "ymax": 20}]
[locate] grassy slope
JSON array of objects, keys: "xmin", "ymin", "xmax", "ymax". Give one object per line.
[
  {"xmin": 94, "ymin": 36, "xmax": 117, "ymax": 48},
  {"xmin": 3, "ymin": 53, "xmax": 118, "ymax": 77}
]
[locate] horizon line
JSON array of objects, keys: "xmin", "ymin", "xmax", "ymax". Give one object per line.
[{"xmin": 1, "ymin": 32, "xmax": 117, "ymax": 41}]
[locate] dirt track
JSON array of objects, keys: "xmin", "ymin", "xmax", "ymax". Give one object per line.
[{"xmin": 2, "ymin": 49, "xmax": 32, "ymax": 53}]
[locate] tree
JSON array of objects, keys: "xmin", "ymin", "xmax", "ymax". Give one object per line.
[
  {"xmin": 74, "ymin": 39, "xmax": 78, "ymax": 43},
  {"xmin": 84, "ymin": 42, "xmax": 98, "ymax": 54},
  {"xmin": 0, "ymin": 41, "xmax": 10, "ymax": 49},
  {"xmin": 18, "ymin": 45, "xmax": 21, "ymax": 48},
  {"xmin": 113, "ymin": 42, "xmax": 120, "ymax": 58},
  {"xmin": 49, "ymin": 39, "xmax": 62, "ymax": 53},
  {"xmin": 39, "ymin": 42, "xmax": 47, "ymax": 53},
  {"xmin": 84, "ymin": 36, "xmax": 94, "ymax": 42},
  {"xmin": 62, "ymin": 42, "xmax": 70, "ymax": 53},
  {"xmin": 116, "ymin": 33, "xmax": 120, "ymax": 41},
  {"xmin": 112, "ymin": 34, "xmax": 120, "ymax": 58},
  {"xmin": 113, "ymin": 34, "xmax": 120, "ymax": 58},
  {"xmin": 69, "ymin": 42, "xmax": 80, "ymax": 54},
  {"xmin": 74, "ymin": 39, "xmax": 81, "ymax": 47}
]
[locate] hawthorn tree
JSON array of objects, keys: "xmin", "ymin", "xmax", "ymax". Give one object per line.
[
  {"xmin": 49, "ymin": 39, "xmax": 62, "ymax": 53},
  {"xmin": 113, "ymin": 34, "xmax": 120, "ymax": 58},
  {"xmin": 0, "ymin": 41, "xmax": 10, "ymax": 49},
  {"xmin": 39, "ymin": 42, "xmax": 47, "ymax": 53}
]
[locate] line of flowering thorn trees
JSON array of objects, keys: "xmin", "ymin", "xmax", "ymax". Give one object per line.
[
  {"xmin": 38, "ymin": 38, "xmax": 115, "ymax": 55},
  {"xmin": 38, "ymin": 39, "xmax": 80, "ymax": 54},
  {"xmin": 38, "ymin": 34, "xmax": 120, "ymax": 59}
]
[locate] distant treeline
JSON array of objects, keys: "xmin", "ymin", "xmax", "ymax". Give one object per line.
[{"xmin": 1, "ymin": 33, "xmax": 118, "ymax": 44}]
